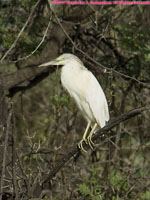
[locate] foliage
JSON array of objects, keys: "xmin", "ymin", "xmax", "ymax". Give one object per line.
[{"xmin": 76, "ymin": 166, "xmax": 150, "ymax": 200}]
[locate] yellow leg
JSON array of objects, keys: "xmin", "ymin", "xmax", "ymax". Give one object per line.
[
  {"xmin": 87, "ymin": 123, "xmax": 97, "ymax": 149},
  {"xmin": 78, "ymin": 122, "xmax": 91, "ymax": 153}
]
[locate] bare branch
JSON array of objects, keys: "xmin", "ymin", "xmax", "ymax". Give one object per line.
[
  {"xmin": 13, "ymin": 16, "xmax": 52, "ymax": 63},
  {"xmin": 0, "ymin": 0, "xmax": 41, "ymax": 63},
  {"xmin": 12, "ymin": 113, "xmax": 19, "ymax": 200}
]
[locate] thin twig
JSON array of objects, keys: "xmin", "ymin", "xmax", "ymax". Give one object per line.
[
  {"xmin": 16, "ymin": 151, "xmax": 28, "ymax": 196},
  {"xmin": 13, "ymin": 16, "xmax": 52, "ymax": 63},
  {"xmin": 0, "ymin": 0, "xmax": 41, "ymax": 63},
  {"xmin": 22, "ymin": 149, "xmax": 64, "ymax": 158},
  {"xmin": 12, "ymin": 113, "xmax": 19, "ymax": 200},
  {"xmin": 0, "ymin": 108, "xmax": 12, "ymax": 200}
]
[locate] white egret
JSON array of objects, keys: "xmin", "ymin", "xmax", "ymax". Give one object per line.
[{"xmin": 39, "ymin": 53, "xmax": 109, "ymax": 152}]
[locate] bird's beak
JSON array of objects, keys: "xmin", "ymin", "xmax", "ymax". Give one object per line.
[
  {"xmin": 39, "ymin": 57, "xmax": 64, "ymax": 67},
  {"xmin": 38, "ymin": 59, "xmax": 58, "ymax": 67}
]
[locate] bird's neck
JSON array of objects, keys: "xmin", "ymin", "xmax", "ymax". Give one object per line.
[
  {"xmin": 61, "ymin": 62, "xmax": 84, "ymax": 73},
  {"xmin": 61, "ymin": 62, "xmax": 84, "ymax": 86}
]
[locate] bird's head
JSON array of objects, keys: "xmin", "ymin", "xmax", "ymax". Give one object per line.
[{"xmin": 39, "ymin": 53, "xmax": 83, "ymax": 67}]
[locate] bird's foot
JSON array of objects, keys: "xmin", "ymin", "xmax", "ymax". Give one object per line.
[
  {"xmin": 78, "ymin": 138, "xmax": 87, "ymax": 153},
  {"xmin": 78, "ymin": 136, "xmax": 95, "ymax": 152},
  {"xmin": 87, "ymin": 135, "xmax": 95, "ymax": 150}
]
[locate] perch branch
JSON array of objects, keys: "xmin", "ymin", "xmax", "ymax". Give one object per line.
[{"xmin": 40, "ymin": 106, "xmax": 150, "ymax": 185}]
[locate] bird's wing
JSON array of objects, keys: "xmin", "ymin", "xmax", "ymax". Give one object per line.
[
  {"xmin": 85, "ymin": 70, "xmax": 110, "ymax": 128},
  {"xmin": 61, "ymin": 65, "xmax": 109, "ymax": 128}
]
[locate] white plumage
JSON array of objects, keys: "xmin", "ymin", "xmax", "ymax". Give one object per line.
[{"xmin": 39, "ymin": 53, "xmax": 109, "ymax": 152}]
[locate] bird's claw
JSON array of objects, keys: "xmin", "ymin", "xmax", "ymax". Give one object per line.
[
  {"xmin": 87, "ymin": 135, "xmax": 95, "ymax": 150},
  {"xmin": 78, "ymin": 136, "xmax": 95, "ymax": 152},
  {"xmin": 78, "ymin": 139, "xmax": 87, "ymax": 153}
]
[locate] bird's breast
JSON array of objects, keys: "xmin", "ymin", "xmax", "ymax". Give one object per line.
[{"xmin": 61, "ymin": 65, "xmax": 89, "ymax": 99}]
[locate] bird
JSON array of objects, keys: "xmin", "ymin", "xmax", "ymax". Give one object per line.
[{"xmin": 39, "ymin": 53, "xmax": 109, "ymax": 152}]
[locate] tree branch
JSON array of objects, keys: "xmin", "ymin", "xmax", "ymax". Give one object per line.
[{"xmin": 40, "ymin": 106, "xmax": 149, "ymax": 185}]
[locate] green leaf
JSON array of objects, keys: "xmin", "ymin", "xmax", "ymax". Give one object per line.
[{"xmin": 77, "ymin": 183, "xmax": 90, "ymax": 196}]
